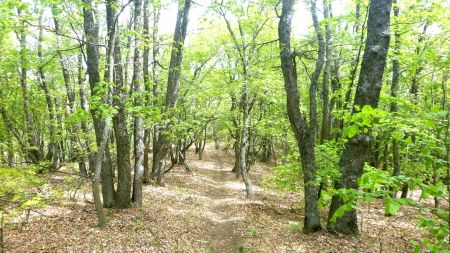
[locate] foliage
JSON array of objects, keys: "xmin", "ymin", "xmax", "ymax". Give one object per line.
[
  {"xmin": 0, "ymin": 166, "xmax": 53, "ymax": 221},
  {"xmin": 319, "ymin": 165, "xmax": 449, "ymax": 252},
  {"xmin": 261, "ymin": 151, "xmax": 302, "ymax": 192},
  {"xmin": 0, "ymin": 0, "xmax": 448, "ymax": 249},
  {"xmin": 262, "ymin": 142, "xmax": 340, "ymax": 192}
]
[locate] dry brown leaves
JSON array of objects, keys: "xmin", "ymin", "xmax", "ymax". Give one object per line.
[{"xmin": 4, "ymin": 144, "xmax": 428, "ymax": 252}]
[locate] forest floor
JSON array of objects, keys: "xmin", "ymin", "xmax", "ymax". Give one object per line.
[{"xmin": 4, "ymin": 143, "xmax": 433, "ymax": 252}]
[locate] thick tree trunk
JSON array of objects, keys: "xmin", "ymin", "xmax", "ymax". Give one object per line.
[
  {"xmin": 106, "ymin": 0, "xmax": 132, "ymax": 208},
  {"xmin": 327, "ymin": 0, "xmax": 392, "ymax": 235},
  {"xmin": 156, "ymin": 0, "xmax": 191, "ymax": 185},
  {"xmin": 83, "ymin": 0, "xmax": 115, "ymax": 207}
]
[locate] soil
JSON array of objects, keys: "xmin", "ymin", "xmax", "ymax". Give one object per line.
[{"xmin": 4, "ymin": 143, "xmax": 430, "ymax": 252}]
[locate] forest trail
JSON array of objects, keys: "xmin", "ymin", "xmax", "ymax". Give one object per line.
[
  {"xmin": 5, "ymin": 143, "xmax": 426, "ymax": 252},
  {"xmin": 142, "ymin": 144, "xmax": 268, "ymax": 252}
]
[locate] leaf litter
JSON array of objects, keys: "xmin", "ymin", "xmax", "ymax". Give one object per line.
[{"xmin": 4, "ymin": 144, "xmax": 429, "ymax": 252}]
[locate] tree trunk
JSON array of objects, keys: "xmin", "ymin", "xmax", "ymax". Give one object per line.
[
  {"xmin": 52, "ymin": 8, "xmax": 78, "ymax": 163},
  {"xmin": 231, "ymin": 95, "xmax": 242, "ymax": 175},
  {"xmin": 78, "ymin": 50, "xmax": 92, "ymax": 175},
  {"xmin": 132, "ymin": 0, "xmax": 145, "ymax": 207},
  {"xmin": 0, "ymin": 214, "xmax": 4, "ymax": 253},
  {"xmin": 106, "ymin": 0, "xmax": 132, "ymax": 208},
  {"xmin": 83, "ymin": 0, "xmax": 115, "ymax": 207},
  {"xmin": 320, "ymin": 0, "xmax": 332, "ymax": 143},
  {"xmin": 143, "ymin": 0, "xmax": 151, "ymax": 183},
  {"xmin": 341, "ymin": 2, "xmax": 367, "ymax": 119},
  {"xmin": 92, "ymin": 117, "xmax": 112, "ymax": 227},
  {"xmin": 212, "ymin": 120, "xmax": 220, "ymax": 150},
  {"xmin": 233, "ymin": 137, "xmax": 241, "ymax": 176},
  {"xmin": 156, "ymin": 0, "xmax": 191, "ymax": 185},
  {"xmin": 17, "ymin": 10, "xmax": 42, "ymax": 164},
  {"xmin": 38, "ymin": 15, "xmax": 59, "ymax": 170},
  {"xmin": 409, "ymin": 24, "xmax": 427, "ymax": 100},
  {"xmin": 7, "ymin": 131, "xmax": 14, "ymax": 167},
  {"xmin": 198, "ymin": 126, "xmax": 207, "ymax": 160},
  {"xmin": 327, "ymin": 0, "xmax": 392, "ymax": 235},
  {"xmin": 278, "ymin": 0, "xmax": 323, "ymax": 233},
  {"xmin": 240, "ymin": 83, "xmax": 254, "ymax": 199},
  {"xmin": 390, "ymin": 0, "xmax": 401, "ymax": 198},
  {"xmin": 151, "ymin": 5, "xmax": 162, "ymax": 180}
]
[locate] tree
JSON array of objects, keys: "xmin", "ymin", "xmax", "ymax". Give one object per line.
[
  {"xmin": 278, "ymin": 0, "xmax": 323, "ymax": 233},
  {"xmin": 107, "ymin": 0, "xmax": 132, "ymax": 209},
  {"xmin": 132, "ymin": 0, "xmax": 145, "ymax": 207},
  {"xmin": 155, "ymin": 0, "xmax": 192, "ymax": 185},
  {"xmin": 82, "ymin": 0, "xmax": 115, "ymax": 208},
  {"xmin": 390, "ymin": 0, "xmax": 401, "ymax": 198},
  {"xmin": 327, "ymin": 0, "xmax": 393, "ymax": 234}
]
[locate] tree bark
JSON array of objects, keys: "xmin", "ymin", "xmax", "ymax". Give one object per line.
[
  {"xmin": 320, "ymin": 0, "xmax": 332, "ymax": 143},
  {"xmin": 132, "ymin": 0, "xmax": 145, "ymax": 207},
  {"xmin": 151, "ymin": 5, "xmax": 162, "ymax": 180},
  {"xmin": 409, "ymin": 24, "xmax": 427, "ymax": 100},
  {"xmin": 342, "ymin": 3, "xmax": 368, "ymax": 118},
  {"xmin": 106, "ymin": 0, "xmax": 132, "ymax": 208},
  {"xmin": 78, "ymin": 50, "xmax": 92, "ymax": 175},
  {"xmin": 327, "ymin": 0, "xmax": 392, "ymax": 235},
  {"xmin": 143, "ymin": 0, "xmax": 151, "ymax": 183},
  {"xmin": 390, "ymin": 0, "xmax": 401, "ymax": 198},
  {"xmin": 240, "ymin": 83, "xmax": 254, "ymax": 199},
  {"xmin": 38, "ymin": 15, "xmax": 59, "ymax": 170},
  {"xmin": 17, "ymin": 10, "xmax": 43, "ymax": 164},
  {"xmin": 156, "ymin": 0, "xmax": 191, "ymax": 185},
  {"xmin": 51, "ymin": 8, "xmax": 82, "ymax": 172},
  {"xmin": 92, "ymin": 117, "xmax": 111, "ymax": 227},
  {"xmin": 278, "ymin": 0, "xmax": 323, "ymax": 233},
  {"xmin": 83, "ymin": 0, "xmax": 115, "ymax": 207}
]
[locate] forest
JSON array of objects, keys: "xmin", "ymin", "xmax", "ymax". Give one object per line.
[{"xmin": 0, "ymin": 0, "xmax": 448, "ymax": 252}]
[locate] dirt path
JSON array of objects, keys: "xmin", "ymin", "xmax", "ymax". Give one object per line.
[
  {"xmin": 145, "ymin": 146, "xmax": 258, "ymax": 252},
  {"xmin": 4, "ymin": 143, "xmax": 427, "ymax": 252}
]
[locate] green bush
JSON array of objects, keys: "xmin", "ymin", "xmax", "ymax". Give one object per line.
[{"xmin": 0, "ymin": 166, "xmax": 52, "ymax": 221}]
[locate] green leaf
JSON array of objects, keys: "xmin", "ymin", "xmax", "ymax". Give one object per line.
[
  {"xmin": 384, "ymin": 197, "xmax": 401, "ymax": 216},
  {"xmin": 426, "ymin": 119, "xmax": 436, "ymax": 128},
  {"xmin": 392, "ymin": 131, "xmax": 403, "ymax": 141},
  {"xmin": 318, "ymin": 191, "xmax": 331, "ymax": 209},
  {"xmin": 347, "ymin": 124, "xmax": 359, "ymax": 138},
  {"xmin": 405, "ymin": 136, "xmax": 413, "ymax": 144},
  {"xmin": 331, "ymin": 203, "xmax": 353, "ymax": 222},
  {"xmin": 431, "ymin": 105, "xmax": 440, "ymax": 112}
]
